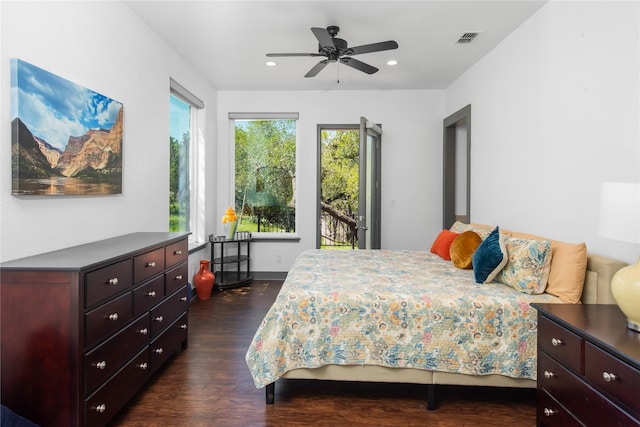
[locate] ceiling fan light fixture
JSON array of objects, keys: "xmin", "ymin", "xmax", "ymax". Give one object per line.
[
  {"xmin": 387, "ymin": 59, "xmax": 398, "ymax": 66},
  {"xmin": 266, "ymin": 26, "xmax": 399, "ymax": 78},
  {"xmin": 265, "ymin": 61, "xmax": 277, "ymax": 67}
]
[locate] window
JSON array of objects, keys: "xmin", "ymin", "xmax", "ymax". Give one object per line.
[
  {"xmin": 169, "ymin": 79, "xmax": 205, "ymax": 243},
  {"xmin": 230, "ymin": 113, "xmax": 298, "ymax": 234},
  {"xmin": 169, "ymin": 95, "xmax": 190, "ymax": 232}
]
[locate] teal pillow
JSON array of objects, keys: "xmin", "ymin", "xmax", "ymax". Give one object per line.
[{"xmin": 472, "ymin": 226, "xmax": 508, "ymax": 284}]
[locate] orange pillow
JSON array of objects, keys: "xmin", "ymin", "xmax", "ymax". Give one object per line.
[
  {"xmin": 430, "ymin": 229, "xmax": 460, "ymax": 260},
  {"xmin": 450, "ymin": 231, "xmax": 482, "ymax": 269}
]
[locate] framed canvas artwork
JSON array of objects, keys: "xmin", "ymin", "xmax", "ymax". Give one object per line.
[{"xmin": 10, "ymin": 59, "xmax": 123, "ymax": 195}]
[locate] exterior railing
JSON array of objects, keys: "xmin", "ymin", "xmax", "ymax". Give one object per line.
[
  {"xmin": 255, "ymin": 210, "xmax": 295, "ymax": 233},
  {"xmin": 248, "ymin": 207, "xmax": 356, "ymax": 248},
  {"xmin": 320, "ymin": 211, "xmax": 357, "ymax": 248}
]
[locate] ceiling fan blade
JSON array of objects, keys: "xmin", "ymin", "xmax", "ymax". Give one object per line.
[
  {"xmin": 339, "ymin": 57, "xmax": 378, "ymax": 74},
  {"xmin": 305, "ymin": 60, "xmax": 329, "ymax": 77},
  {"xmin": 345, "ymin": 40, "xmax": 398, "ymax": 56},
  {"xmin": 311, "ymin": 27, "xmax": 335, "ymax": 50},
  {"xmin": 267, "ymin": 53, "xmax": 325, "ymax": 57}
]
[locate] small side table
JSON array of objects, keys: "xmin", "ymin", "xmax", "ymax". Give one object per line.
[{"xmin": 209, "ymin": 235, "xmax": 252, "ymax": 290}]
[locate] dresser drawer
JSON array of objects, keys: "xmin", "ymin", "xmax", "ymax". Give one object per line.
[
  {"xmin": 585, "ymin": 341, "xmax": 640, "ymax": 417},
  {"xmin": 84, "ymin": 314, "xmax": 150, "ymax": 394},
  {"xmin": 149, "ymin": 286, "xmax": 189, "ymax": 339},
  {"xmin": 165, "ymin": 262, "xmax": 188, "ymax": 295},
  {"xmin": 537, "ymin": 388, "xmax": 582, "ymax": 427},
  {"xmin": 133, "ymin": 247, "xmax": 165, "ymax": 284},
  {"xmin": 85, "ymin": 292, "xmax": 133, "ymax": 348},
  {"xmin": 538, "ymin": 315, "xmax": 583, "ymax": 373},
  {"xmin": 540, "ymin": 351, "xmax": 639, "ymax": 427},
  {"xmin": 85, "ymin": 259, "xmax": 132, "ymax": 308},
  {"xmin": 165, "ymin": 239, "xmax": 188, "ymax": 269},
  {"xmin": 85, "ymin": 347, "xmax": 150, "ymax": 427},
  {"xmin": 133, "ymin": 275, "xmax": 164, "ymax": 317},
  {"xmin": 150, "ymin": 313, "xmax": 188, "ymax": 373},
  {"xmin": 538, "ymin": 351, "xmax": 590, "ymax": 421}
]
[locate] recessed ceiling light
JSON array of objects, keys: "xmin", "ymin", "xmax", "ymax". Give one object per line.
[
  {"xmin": 387, "ymin": 60, "xmax": 398, "ymax": 66},
  {"xmin": 266, "ymin": 61, "xmax": 277, "ymax": 67}
]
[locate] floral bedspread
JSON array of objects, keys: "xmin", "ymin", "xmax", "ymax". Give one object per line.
[{"xmin": 245, "ymin": 249, "xmax": 561, "ymax": 388}]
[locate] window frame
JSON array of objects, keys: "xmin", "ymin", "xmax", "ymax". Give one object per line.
[
  {"xmin": 229, "ymin": 112, "xmax": 299, "ymax": 238},
  {"xmin": 170, "ymin": 79, "xmax": 205, "ymax": 245}
]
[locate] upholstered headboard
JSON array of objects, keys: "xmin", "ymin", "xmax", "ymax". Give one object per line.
[{"xmin": 582, "ymin": 254, "xmax": 627, "ymax": 304}]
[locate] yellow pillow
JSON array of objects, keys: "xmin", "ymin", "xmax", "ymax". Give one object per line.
[
  {"xmin": 503, "ymin": 230, "xmax": 587, "ymax": 303},
  {"xmin": 450, "ymin": 231, "xmax": 482, "ymax": 269}
]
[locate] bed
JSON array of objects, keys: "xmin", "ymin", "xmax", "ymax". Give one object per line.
[{"xmin": 245, "ymin": 223, "xmax": 627, "ymax": 409}]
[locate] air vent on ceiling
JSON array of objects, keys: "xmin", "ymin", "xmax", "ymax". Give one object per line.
[{"xmin": 457, "ymin": 32, "xmax": 481, "ymax": 44}]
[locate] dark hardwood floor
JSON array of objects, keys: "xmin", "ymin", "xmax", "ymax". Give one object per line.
[{"xmin": 110, "ymin": 280, "xmax": 537, "ymax": 427}]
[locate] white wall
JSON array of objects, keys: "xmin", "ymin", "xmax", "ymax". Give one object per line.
[
  {"xmin": 217, "ymin": 90, "xmax": 444, "ymax": 272},
  {"xmin": 0, "ymin": 1, "xmax": 217, "ymax": 266},
  {"xmin": 3, "ymin": 1, "xmax": 636, "ymax": 272},
  {"xmin": 445, "ymin": 0, "xmax": 640, "ymax": 264}
]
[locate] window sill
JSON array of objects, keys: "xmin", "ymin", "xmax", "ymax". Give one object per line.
[
  {"xmin": 250, "ymin": 234, "xmax": 301, "ymax": 243},
  {"xmin": 188, "ymin": 240, "xmax": 208, "ymax": 254}
]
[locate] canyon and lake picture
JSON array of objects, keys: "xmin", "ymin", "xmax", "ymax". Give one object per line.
[{"xmin": 11, "ymin": 59, "xmax": 123, "ymax": 195}]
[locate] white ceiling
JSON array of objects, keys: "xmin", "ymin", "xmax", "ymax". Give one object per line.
[{"xmin": 125, "ymin": 0, "xmax": 548, "ymax": 91}]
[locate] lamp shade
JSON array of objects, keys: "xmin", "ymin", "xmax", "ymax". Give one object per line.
[{"xmin": 599, "ymin": 182, "xmax": 640, "ymax": 244}]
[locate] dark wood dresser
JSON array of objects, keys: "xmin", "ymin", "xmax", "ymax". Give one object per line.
[
  {"xmin": 0, "ymin": 232, "xmax": 190, "ymax": 427},
  {"xmin": 532, "ymin": 303, "xmax": 640, "ymax": 427}
]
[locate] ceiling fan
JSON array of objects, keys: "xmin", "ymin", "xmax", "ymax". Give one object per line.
[{"xmin": 266, "ymin": 26, "xmax": 399, "ymax": 78}]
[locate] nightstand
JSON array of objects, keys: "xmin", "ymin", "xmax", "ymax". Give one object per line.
[
  {"xmin": 209, "ymin": 235, "xmax": 252, "ymax": 289},
  {"xmin": 531, "ymin": 304, "xmax": 640, "ymax": 427}
]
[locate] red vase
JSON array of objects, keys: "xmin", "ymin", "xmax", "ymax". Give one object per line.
[{"xmin": 193, "ymin": 260, "xmax": 215, "ymax": 300}]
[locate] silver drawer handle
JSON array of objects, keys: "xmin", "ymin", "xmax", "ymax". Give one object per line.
[
  {"xmin": 180, "ymin": 324, "xmax": 188, "ymax": 329},
  {"xmin": 108, "ymin": 277, "xmax": 119, "ymax": 285},
  {"xmin": 180, "ymin": 297, "xmax": 187, "ymax": 302},
  {"xmin": 174, "ymin": 250, "xmax": 182, "ymax": 255},
  {"xmin": 175, "ymin": 275, "xmax": 183, "ymax": 280},
  {"xmin": 147, "ymin": 290, "xmax": 156, "ymax": 297},
  {"xmin": 108, "ymin": 313, "xmax": 118, "ymax": 321},
  {"xmin": 154, "ymin": 348, "xmax": 164, "ymax": 354},
  {"xmin": 543, "ymin": 408, "xmax": 556, "ymax": 417},
  {"xmin": 139, "ymin": 327, "xmax": 148, "ymax": 335},
  {"xmin": 543, "ymin": 370, "xmax": 555, "ymax": 379},
  {"xmin": 138, "ymin": 363, "xmax": 148, "ymax": 370},
  {"xmin": 93, "ymin": 404, "xmax": 106, "ymax": 413},
  {"xmin": 146, "ymin": 261, "xmax": 156, "ymax": 268},
  {"xmin": 155, "ymin": 315, "xmax": 164, "ymax": 322},
  {"xmin": 603, "ymin": 372, "xmax": 617, "ymax": 382},
  {"xmin": 93, "ymin": 361, "xmax": 107, "ymax": 370},
  {"xmin": 551, "ymin": 338, "xmax": 563, "ymax": 347}
]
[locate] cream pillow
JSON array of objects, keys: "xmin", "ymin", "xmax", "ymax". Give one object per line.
[
  {"xmin": 503, "ymin": 230, "xmax": 587, "ymax": 303},
  {"xmin": 494, "ymin": 237, "xmax": 552, "ymax": 294},
  {"xmin": 450, "ymin": 221, "xmax": 495, "ymax": 240}
]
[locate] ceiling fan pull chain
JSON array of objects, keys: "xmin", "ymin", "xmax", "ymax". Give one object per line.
[{"xmin": 337, "ymin": 60, "xmax": 340, "ymax": 84}]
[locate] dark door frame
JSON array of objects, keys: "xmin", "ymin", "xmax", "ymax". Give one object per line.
[
  {"xmin": 316, "ymin": 123, "xmax": 381, "ymax": 249},
  {"xmin": 443, "ymin": 104, "xmax": 471, "ymax": 229},
  {"xmin": 358, "ymin": 117, "xmax": 382, "ymax": 249}
]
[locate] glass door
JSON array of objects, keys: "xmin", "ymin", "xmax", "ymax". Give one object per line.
[
  {"xmin": 317, "ymin": 119, "xmax": 381, "ymax": 249},
  {"xmin": 317, "ymin": 125, "xmax": 359, "ymax": 249},
  {"xmin": 357, "ymin": 117, "xmax": 381, "ymax": 249}
]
